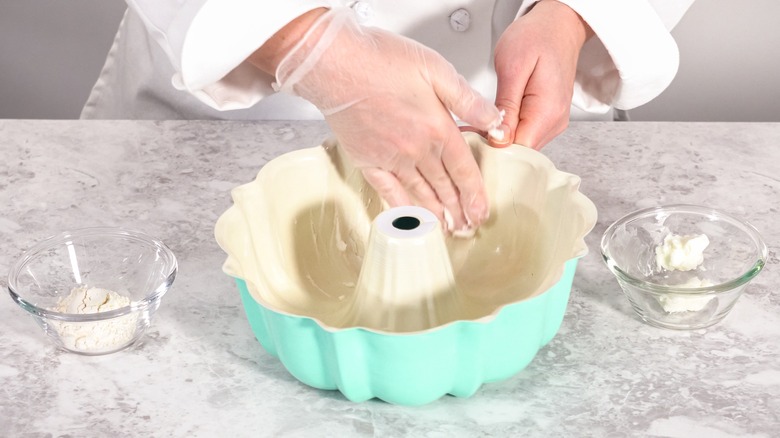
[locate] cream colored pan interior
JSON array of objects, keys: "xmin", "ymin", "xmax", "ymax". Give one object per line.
[{"xmin": 216, "ymin": 132, "xmax": 597, "ymax": 333}]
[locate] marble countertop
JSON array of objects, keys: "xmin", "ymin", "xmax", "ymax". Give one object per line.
[{"xmin": 0, "ymin": 120, "xmax": 777, "ymax": 437}]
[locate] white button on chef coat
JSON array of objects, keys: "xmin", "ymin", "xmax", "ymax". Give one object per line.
[
  {"xmin": 350, "ymin": 1, "xmax": 374, "ymax": 25},
  {"xmin": 449, "ymin": 9, "xmax": 471, "ymax": 32}
]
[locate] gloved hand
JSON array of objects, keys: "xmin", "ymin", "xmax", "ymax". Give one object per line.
[
  {"xmin": 274, "ymin": 8, "xmax": 504, "ymax": 233},
  {"xmin": 491, "ymin": 0, "xmax": 592, "ymax": 149}
]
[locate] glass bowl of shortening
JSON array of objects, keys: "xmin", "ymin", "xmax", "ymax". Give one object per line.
[
  {"xmin": 7, "ymin": 227, "xmax": 177, "ymax": 355},
  {"xmin": 601, "ymin": 205, "xmax": 767, "ymax": 330}
]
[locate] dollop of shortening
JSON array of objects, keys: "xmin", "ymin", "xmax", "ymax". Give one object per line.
[
  {"xmin": 658, "ymin": 277, "xmax": 715, "ymax": 313},
  {"xmin": 487, "ymin": 109, "xmax": 506, "ymax": 142},
  {"xmin": 655, "ymin": 234, "xmax": 710, "ymax": 271}
]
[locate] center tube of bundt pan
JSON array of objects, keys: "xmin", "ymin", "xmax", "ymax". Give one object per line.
[{"xmin": 342, "ymin": 206, "xmax": 464, "ymax": 332}]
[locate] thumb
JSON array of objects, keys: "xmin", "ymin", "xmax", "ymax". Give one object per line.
[
  {"xmin": 512, "ymin": 93, "xmax": 554, "ymax": 150},
  {"xmin": 492, "ymin": 57, "xmax": 534, "ymax": 147}
]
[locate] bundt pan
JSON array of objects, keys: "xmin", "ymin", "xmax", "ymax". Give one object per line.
[{"xmin": 215, "ymin": 132, "xmax": 597, "ymax": 405}]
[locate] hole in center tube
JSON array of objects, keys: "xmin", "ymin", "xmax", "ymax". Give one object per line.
[{"xmin": 392, "ymin": 216, "xmax": 421, "ymax": 230}]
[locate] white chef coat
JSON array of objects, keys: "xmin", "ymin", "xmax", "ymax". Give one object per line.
[{"xmin": 80, "ymin": 0, "xmax": 695, "ymax": 121}]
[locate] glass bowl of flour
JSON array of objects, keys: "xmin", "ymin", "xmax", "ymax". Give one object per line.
[
  {"xmin": 601, "ymin": 205, "xmax": 766, "ymax": 330},
  {"xmin": 7, "ymin": 227, "xmax": 177, "ymax": 355}
]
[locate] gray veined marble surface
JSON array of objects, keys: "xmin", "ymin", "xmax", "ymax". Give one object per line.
[{"xmin": 0, "ymin": 120, "xmax": 778, "ymax": 437}]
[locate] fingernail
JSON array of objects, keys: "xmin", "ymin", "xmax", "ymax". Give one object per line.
[
  {"xmin": 442, "ymin": 207, "xmax": 456, "ymax": 233},
  {"xmin": 451, "ymin": 226, "xmax": 477, "ymax": 239},
  {"xmin": 480, "ymin": 206, "xmax": 490, "ymax": 224},
  {"xmin": 489, "ymin": 124, "xmax": 511, "ymax": 147},
  {"xmin": 496, "ymin": 109, "xmax": 506, "ymax": 125},
  {"xmin": 466, "ymin": 198, "xmax": 490, "ymax": 227},
  {"xmin": 486, "ymin": 110, "xmax": 504, "ymax": 135}
]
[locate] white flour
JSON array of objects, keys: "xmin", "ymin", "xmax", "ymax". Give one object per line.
[{"xmin": 49, "ymin": 286, "xmax": 137, "ymax": 352}]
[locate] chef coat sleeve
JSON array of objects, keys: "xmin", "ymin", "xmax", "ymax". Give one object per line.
[
  {"xmin": 518, "ymin": 0, "xmax": 695, "ymax": 113},
  {"xmin": 125, "ymin": 0, "xmax": 334, "ymax": 111}
]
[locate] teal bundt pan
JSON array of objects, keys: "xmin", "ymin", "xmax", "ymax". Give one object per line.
[
  {"xmin": 233, "ymin": 260, "xmax": 577, "ymax": 405},
  {"xmin": 215, "ymin": 133, "xmax": 597, "ymax": 406}
]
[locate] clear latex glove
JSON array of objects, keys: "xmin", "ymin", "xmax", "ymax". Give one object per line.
[
  {"xmin": 274, "ymin": 8, "xmax": 503, "ymax": 233},
  {"xmin": 491, "ymin": 0, "xmax": 592, "ymax": 150}
]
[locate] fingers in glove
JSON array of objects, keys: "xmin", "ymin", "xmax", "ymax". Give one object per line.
[
  {"xmin": 393, "ymin": 164, "xmax": 454, "ymax": 228},
  {"xmin": 438, "ymin": 125, "xmax": 489, "ymax": 229},
  {"xmin": 426, "ymin": 57, "xmax": 504, "ymax": 137},
  {"xmin": 414, "ymin": 150, "xmax": 468, "ymax": 232},
  {"xmin": 361, "ymin": 167, "xmax": 411, "ymax": 208}
]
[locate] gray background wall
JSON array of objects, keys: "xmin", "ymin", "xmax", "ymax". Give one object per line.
[
  {"xmin": 0, "ymin": 1, "xmax": 127, "ymax": 119},
  {"xmin": 1, "ymin": 0, "xmax": 779, "ymax": 121}
]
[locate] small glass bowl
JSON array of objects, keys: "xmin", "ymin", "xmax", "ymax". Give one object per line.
[
  {"xmin": 601, "ymin": 205, "xmax": 767, "ymax": 330},
  {"xmin": 7, "ymin": 227, "xmax": 177, "ymax": 355}
]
